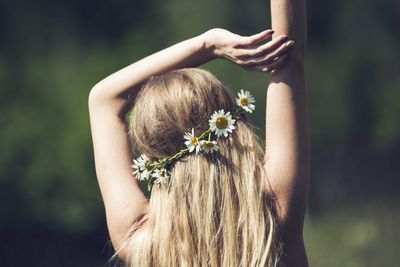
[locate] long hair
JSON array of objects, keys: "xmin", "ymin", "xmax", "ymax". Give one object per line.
[{"xmin": 119, "ymin": 68, "xmax": 281, "ymax": 266}]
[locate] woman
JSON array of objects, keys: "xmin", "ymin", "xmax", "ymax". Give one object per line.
[{"xmin": 88, "ymin": 0, "xmax": 308, "ymax": 266}]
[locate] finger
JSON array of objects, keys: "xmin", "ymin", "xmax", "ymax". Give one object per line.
[
  {"xmin": 270, "ymin": 68, "xmax": 280, "ymax": 75},
  {"xmin": 263, "ymin": 54, "xmax": 289, "ymax": 71},
  {"xmin": 237, "ymin": 29, "xmax": 274, "ymax": 47},
  {"xmin": 242, "ymin": 64, "xmax": 273, "ymax": 73},
  {"xmin": 235, "ymin": 35, "xmax": 289, "ymax": 59},
  {"xmin": 259, "ymin": 40, "xmax": 295, "ymax": 65},
  {"xmin": 241, "ymin": 39, "xmax": 295, "ymax": 66},
  {"xmin": 242, "ymin": 54, "xmax": 289, "ymax": 73}
]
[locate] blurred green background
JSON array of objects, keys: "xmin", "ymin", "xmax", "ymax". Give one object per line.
[{"xmin": 1, "ymin": 0, "xmax": 399, "ymax": 266}]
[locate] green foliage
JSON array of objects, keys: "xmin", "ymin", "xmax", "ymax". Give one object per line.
[
  {"xmin": 0, "ymin": 0, "xmax": 399, "ymax": 265},
  {"xmin": 305, "ymin": 200, "xmax": 400, "ymax": 267}
]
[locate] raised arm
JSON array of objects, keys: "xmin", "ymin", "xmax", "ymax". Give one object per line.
[
  {"xmin": 264, "ymin": 0, "xmax": 309, "ymax": 265},
  {"xmin": 88, "ymin": 28, "xmax": 292, "ymax": 254},
  {"xmin": 88, "ymin": 34, "xmax": 213, "ymax": 253}
]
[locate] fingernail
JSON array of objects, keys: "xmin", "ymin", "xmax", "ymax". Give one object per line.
[{"xmin": 285, "ymin": 40, "xmax": 295, "ymax": 47}]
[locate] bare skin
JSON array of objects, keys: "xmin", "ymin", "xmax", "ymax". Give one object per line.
[
  {"xmin": 264, "ymin": 0, "xmax": 309, "ymax": 266},
  {"xmin": 88, "ymin": 0, "xmax": 308, "ymax": 265}
]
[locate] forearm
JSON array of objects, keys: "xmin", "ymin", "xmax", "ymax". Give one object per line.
[
  {"xmin": 270, "ymin": 0, "xmax": 306, "ymax": 59},
  {"xmin": 265, "ymin": 0, "xmax": 309, "ymax": 220},
  {"xmin": 89, "ymin": 33, "xmax": 213, "ymax": 112}
]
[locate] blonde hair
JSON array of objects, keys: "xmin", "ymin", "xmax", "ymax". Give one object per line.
[{"xmin": 119, "ymin": 68, "xmax": 280, "ymax": 266}]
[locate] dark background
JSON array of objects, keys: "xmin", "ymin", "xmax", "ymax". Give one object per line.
[{"xmin": 1, "ymin": 0, "xmax": 399, "ymax": 266}]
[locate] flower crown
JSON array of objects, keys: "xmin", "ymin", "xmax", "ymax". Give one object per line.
[{"xmin": 132, "ymin": 89, "xmax": 256, "ymax": 191}]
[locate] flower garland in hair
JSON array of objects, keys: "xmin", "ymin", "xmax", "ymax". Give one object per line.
[{"xmin": 132, "ymin": 89, "xmax": 256, "ymax": 192}]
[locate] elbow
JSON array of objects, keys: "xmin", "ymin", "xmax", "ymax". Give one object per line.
[
  {"xmin": 88, "ymin": 85, "xmax": 129, "ymax": 121},
  {"xmin": 88, "ymin": 83, "xmax": 107, "ymax": 110},
  {"xmin": 88, "ymin": 86, "xmax": 100, "ymax": 110}
]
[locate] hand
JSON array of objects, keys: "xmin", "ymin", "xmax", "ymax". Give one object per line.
[{"xmin": 203, "ymin": 28, "xmax": 294, "ymax": 74}]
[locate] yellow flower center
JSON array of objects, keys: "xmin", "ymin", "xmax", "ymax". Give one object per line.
[
  {"xmin": 240, "ymin": 97, "xmax": 249, "ymax": 106},
  {"xmin": 204, "ymin": 142, "xmax": 214, "ymax": 148},
  {"xmin": 191, "ymin": 137, "xmax": 198, "ymax": 145},
  {"xmin": 216, "ymin": 117, "xmax": 228, "ymax": 129}
]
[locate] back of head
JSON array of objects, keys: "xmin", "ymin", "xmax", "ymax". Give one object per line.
[{"xmin": 123, "ymin": 68, "xmax": 280, "ymax": 266}]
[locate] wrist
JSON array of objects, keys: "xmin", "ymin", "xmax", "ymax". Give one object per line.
[{"xmin": 199, "ymin": 30, "xmax": 219, "ymax": 59}]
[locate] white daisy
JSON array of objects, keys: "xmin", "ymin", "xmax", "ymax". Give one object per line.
[
  {"xmin": 183, "ymin": 128, "xmax": 201, "ymax": 153},
  {"xmin": 236, "ymin": 89, "xmax": 255, "ymax": 113},
  {"xmin": 131, "ymin": 154, "xmax": 151, "ymax": 181},
  {"xmin": 152, "ymin": 168, "xmax": 170, "ymax": 187},
  {"xmin": 139, "ymin": 169, "xmax": 151, "ymax": 181},
  {"xmin": 200, "ymin": 140, "xmax": 219, "ymax": 154},
  {"xmin": 209, "ymin": 109, "xmax": 236, "ymax": 138}
]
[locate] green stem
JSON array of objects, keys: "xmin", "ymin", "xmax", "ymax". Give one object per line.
[
  {"xmin": 145, "ymin": 107, "xmax": 247, "ymax": 172},
  {"xmin": 198, "ymin": 129, "xmax": 211, "ymax": 140}
]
